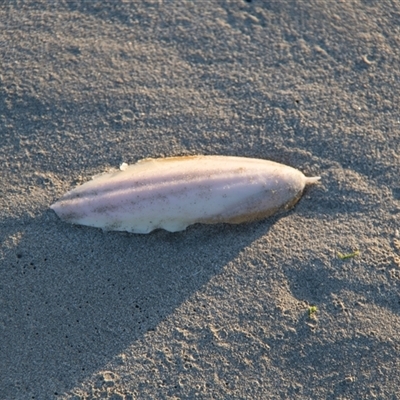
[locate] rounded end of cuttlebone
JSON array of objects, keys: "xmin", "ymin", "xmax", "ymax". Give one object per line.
[{"xmin": 305, "ymin": 176, "xmax": 321, "ymax": 185}]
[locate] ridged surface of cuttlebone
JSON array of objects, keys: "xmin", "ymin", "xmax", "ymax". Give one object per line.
[{"xmin": 50, "ymin": 155, "xmax": 320, "ymax": 233}]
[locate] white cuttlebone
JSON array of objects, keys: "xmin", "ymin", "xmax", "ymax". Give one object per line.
[{"xmin": 50, "ymin": 155, "xmax": 320, "ymax": 234}]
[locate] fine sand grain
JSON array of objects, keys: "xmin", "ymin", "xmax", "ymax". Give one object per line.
[{"xmin": 1, "ymin": 1, "xmax": 400, "ymax": 399}]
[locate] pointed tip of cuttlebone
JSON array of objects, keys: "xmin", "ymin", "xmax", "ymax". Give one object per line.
[{"xmin": 305, "ymin": 176, "xmax": 321, "ymax": 185}]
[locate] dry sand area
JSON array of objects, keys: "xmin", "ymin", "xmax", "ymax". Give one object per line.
[{"xmin": 1, "ymin": 1, "xmax": 400, "ymax": 399}]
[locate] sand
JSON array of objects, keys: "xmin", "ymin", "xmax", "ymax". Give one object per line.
[{"xmin": 1, "ymin": 1, "xmax": 400, "ymax": 399}]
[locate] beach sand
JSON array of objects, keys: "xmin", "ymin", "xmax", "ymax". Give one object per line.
[{"xmin": 1, "ymin": 1, "xmax": 400, "ymax": 398}]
